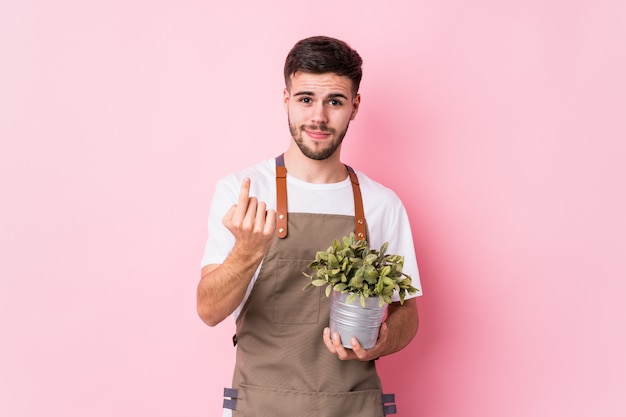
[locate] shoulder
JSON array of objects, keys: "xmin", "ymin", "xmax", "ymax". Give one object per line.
[
  {"xmin": 352, "ymin": 169, "xmax": 403, "ymax": 205},
  {"xmin": 351, "ymin": 168, "xmax": 410, "ymax": 246}
]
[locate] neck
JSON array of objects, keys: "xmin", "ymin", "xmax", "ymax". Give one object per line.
[{"xmin": 283, "ymin": 146, "xmax": 347, "ymax": 184}]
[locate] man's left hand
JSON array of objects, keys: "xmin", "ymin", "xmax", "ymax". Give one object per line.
[{"xmin": 322, "ymin": 323, "xmax": 388, "ymax": 361}]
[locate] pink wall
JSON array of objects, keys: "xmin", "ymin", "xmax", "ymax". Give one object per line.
[{"xmin": 1, "ymin": 1, "xmax": 625, "ymax": 416}]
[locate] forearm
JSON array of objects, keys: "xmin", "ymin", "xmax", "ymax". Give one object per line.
[
  {"xmin": 197, "ymin": 244, "xmax": 266, "ymax": 326},
  {"xmin": 379, "ymin": 298, "xmax": 419, "ymax": 357}
]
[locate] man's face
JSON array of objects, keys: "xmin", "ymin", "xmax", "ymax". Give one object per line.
[{"xmin": 284, "ymin": 72, "xmax": 360, "ymax": 160}]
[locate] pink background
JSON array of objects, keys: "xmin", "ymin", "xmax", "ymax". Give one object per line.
[{"xmin": 1, "ymin": 1, "xmax": 625, "ymax": 416}]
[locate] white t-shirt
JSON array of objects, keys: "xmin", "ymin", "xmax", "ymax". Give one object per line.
[{"xmin": 201, "ymin": 158, "xmax": 422, "ymax": 320}]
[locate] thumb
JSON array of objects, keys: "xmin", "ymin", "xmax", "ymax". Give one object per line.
[{"xmin": 222, "ymin": 204, "xmax": 237, "ymax": 228}]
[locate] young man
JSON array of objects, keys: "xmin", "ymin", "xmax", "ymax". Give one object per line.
[{"xmin": 198, "ymin": 36, "xmax": 422, "ymax": 417}]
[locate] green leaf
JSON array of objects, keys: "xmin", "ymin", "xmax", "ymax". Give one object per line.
[
  {"xmin": 375, "ymin": 278, "xmax": 384, "ymax": 294},
  {"xmin": 303, "ymin": 233, "xmax": 418, "ymax": 306},
  {"xmin": 346, "ymin": 293, "xmax": 358, "ymax": 305},
  {"xmin": 328, "ymin": 253, "xmax": 339, "ymax": 268},
  {"xmin": 365, "ymin": 265, "xmax": 378, "ymax": 280},
  {"xmin": 378, "ymin": 295, "xmax": 386, "ymax": 307},
  {"xmin": 364, "ymin": 254, "xmax": 377, "ymax": 265},
  {"xmin": 349, "ymin": 275, "xmax": 364, "ymax": 289}
]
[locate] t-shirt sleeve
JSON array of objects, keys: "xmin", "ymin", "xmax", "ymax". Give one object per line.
[
  {"xmin": 358, "ymin": 172, "xmax": 423, "ymax": 301},
  {"xmin": 378, "ymin": 199, "xmax": 423, "ymax": 302},
  {"xmin": 201, "ymin": 177, "xmax": 238, "ymax": 268}
]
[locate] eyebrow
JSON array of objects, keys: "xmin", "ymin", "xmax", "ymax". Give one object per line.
[{"xmin": 293, "ymin": 91, "xmax": 349, "ymax": 100}]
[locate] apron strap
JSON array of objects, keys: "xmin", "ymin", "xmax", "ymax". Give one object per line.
[
  {"xmin": 274, "ymin": 154, "xmax": 368, "ymax": 241},
  {"xmin": 224, "ymin": 387, "xmax": 396, "ymax": 414},
  {"xmin": 275, "ymin": 154, "xmax": 288, "ymax": 238},
  {"xmin": 346, "ymin": 165, "xmax": 367, "ymax": 241}
]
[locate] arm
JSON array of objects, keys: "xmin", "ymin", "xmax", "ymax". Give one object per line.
[
  {"xmin": 197, "ymin": 178, "xmax": 276, "ymax": 327},
  {"xmin": 323, "ymin": 298, "xmax": 419, "ymax": 361}
]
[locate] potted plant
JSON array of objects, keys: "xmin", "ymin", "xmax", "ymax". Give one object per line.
[{"xmin": 303, "ymin": 233, "xmax": 419, "ymax": 348}]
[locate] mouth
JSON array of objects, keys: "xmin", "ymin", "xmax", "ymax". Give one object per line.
[{"xmin": 304, "ymin": 128, "xmax": 332, "ymax": 140}]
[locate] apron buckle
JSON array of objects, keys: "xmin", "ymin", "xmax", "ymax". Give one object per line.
[
  {"xmin": 223, "ymin": 387, "xmax": 238, "ymax": 410},
  {"xmin": 382, "ymin": 393, "xmax": 397, "ymax": 415}
]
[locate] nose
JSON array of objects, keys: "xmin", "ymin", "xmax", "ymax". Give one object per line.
[{"xmin": 311, "ymin": 102, "xmax": 328, "ymax": 125}]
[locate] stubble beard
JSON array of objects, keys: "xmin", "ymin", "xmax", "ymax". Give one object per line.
[{"xmin": 288, "ymin": 116, "xmax": 350, "ymax": 161}]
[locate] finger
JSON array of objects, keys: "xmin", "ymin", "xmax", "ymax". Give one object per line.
[
  {"xmin": 222, "ymin": 204, "xmax": 237, "ymax": 227},
  {"xmin": 331, "ymin": 332, "xmax": 352, "ymax": 360},
  {"xmin": 263, "ymin": 209, "xmax": 276, "ymax": 235},
  {"xmin": 377, "ymin": 322, "xmax": 389, "ymax": 344},
  {"xmin": 350, "ymin": 337, "xmax": 368, "ymax": 359},
  {"xmin": 254, "ymin": 201, "xmax": 268, "ymax": 233},
  {"xmin": 356, "ymin": 323, "xmax": 388, "ymax": 361},
  {"xmin": 322, "ymin": 328, "xmax": 337, "ymax": 354},
  {"xmin": 230, "ymin": 179, "xmax": 252, "ymax": 225},
  {"xmin": 242, "ymin": 197, "xmax": 258, "ymax": 229}
]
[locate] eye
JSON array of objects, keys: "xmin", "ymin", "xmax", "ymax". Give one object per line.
[
  {"xmin": 329, "ymin": 99, "xmax": 343, "ymax": 106},
  {"xmin": 299, "ymin": 97, "xmax": 312, "ymax": 104}
]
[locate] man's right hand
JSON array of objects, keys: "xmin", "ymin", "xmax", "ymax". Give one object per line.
[
  {"xmin": 197, "ymin": 178, "xmax": 276, "ymax": 327},
  {"xmin": 222, "ymin": 177, "xmax": 276, "ymax": 256}
]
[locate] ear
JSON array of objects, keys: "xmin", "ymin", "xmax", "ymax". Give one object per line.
[
  {"xmin": 350, "ymin": 93, "xmax": 361, "ymax": 121},
  {"xmin": 283, "ymin": 88, "xmax": 290, "ymax": 112}
]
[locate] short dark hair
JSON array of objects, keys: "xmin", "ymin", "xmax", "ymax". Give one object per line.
[{"xmin": 284, "ymin": 36, "xmax": 363, "ymax": 97}]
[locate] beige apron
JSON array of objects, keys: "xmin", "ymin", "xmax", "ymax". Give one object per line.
[{"xmin": 223, "ymin": 155, "xmax": 397, "ymax": 417}]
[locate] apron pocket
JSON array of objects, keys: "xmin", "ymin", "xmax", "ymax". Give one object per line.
[
  {"xmin": 273, "ymin": 259, "xmax": 321, "ymax": 324},
  {"xmin": 234, "ymin": 383, "xmax": 384, "ymax": 417}
]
